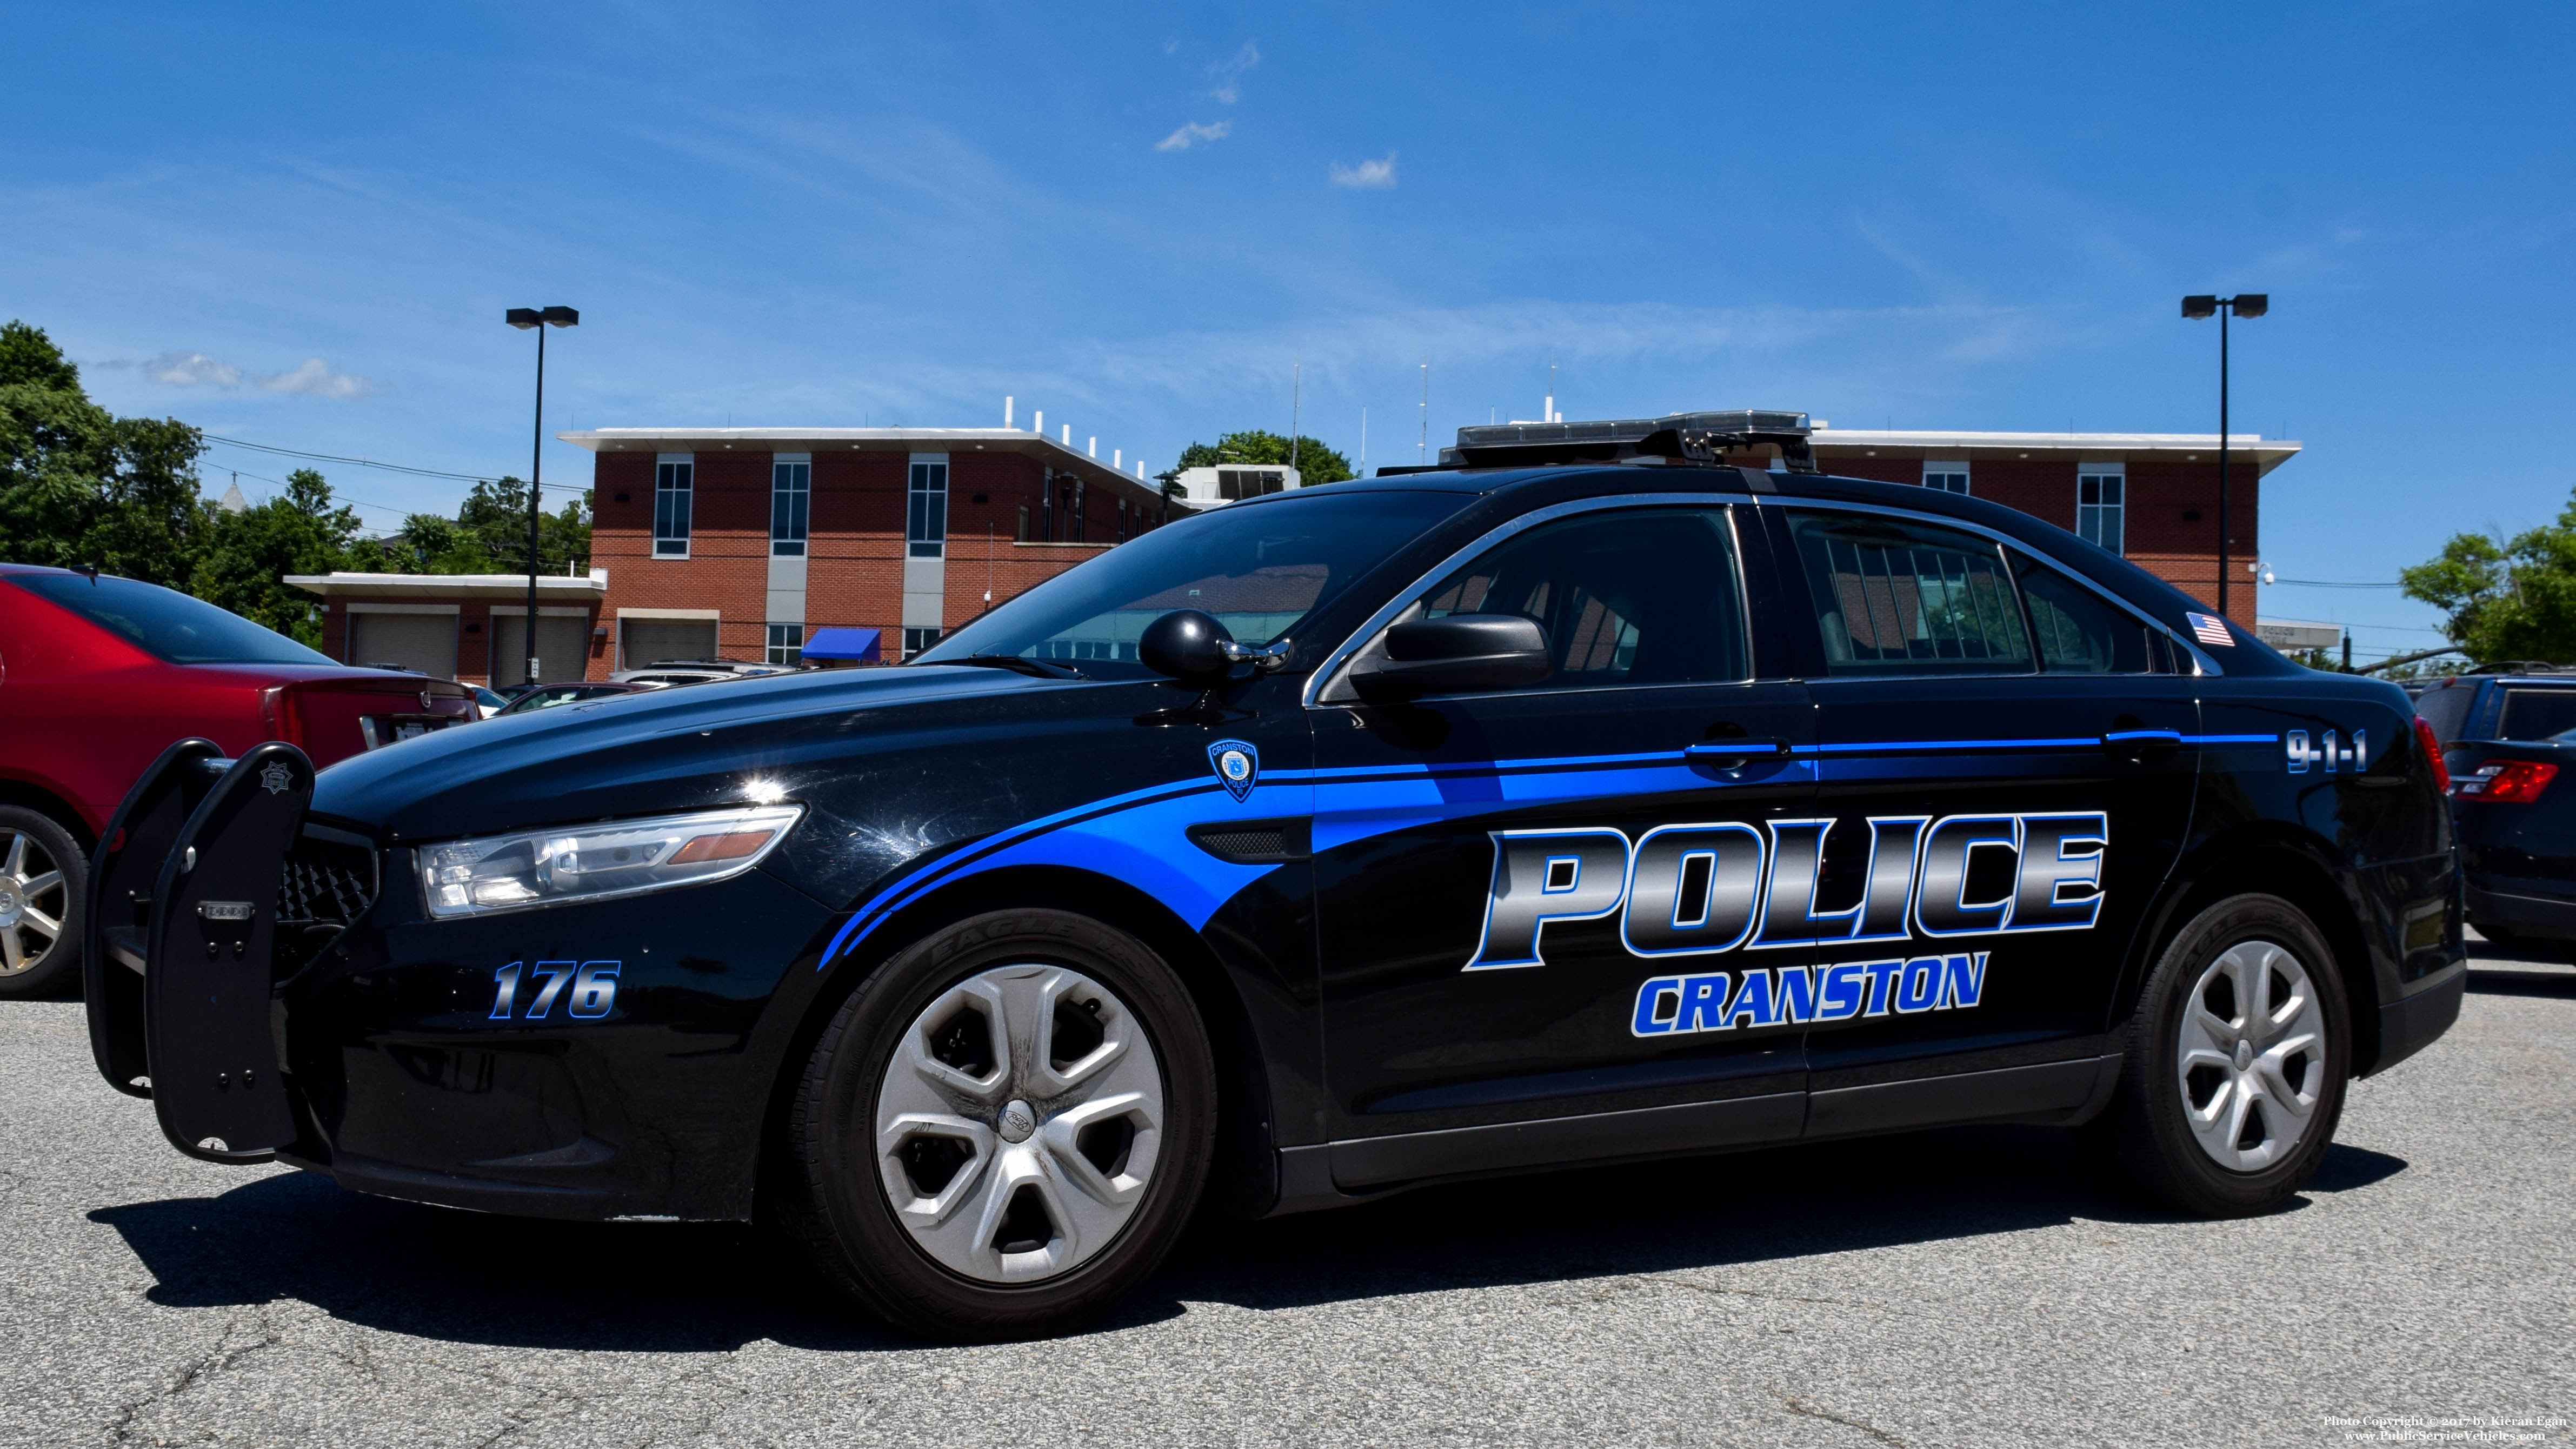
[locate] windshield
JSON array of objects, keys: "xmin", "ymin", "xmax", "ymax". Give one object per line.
[
  {"xmin": 11, "ymin": 573, "xmax": 333, "ymax": 666},
  {"xmin": 918, "ymin": 490, "xmax": 1474, "ymax": 677}
]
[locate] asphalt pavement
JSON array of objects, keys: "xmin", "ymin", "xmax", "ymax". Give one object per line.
[{"xmin": 3, "ymin": 941, "xmax": 2568, "ymax": 1448}]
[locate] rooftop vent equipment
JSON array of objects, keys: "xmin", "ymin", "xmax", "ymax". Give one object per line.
[{"xmin": 1384, "ymin": 409, "xmax": 1817, "ymax": 475}]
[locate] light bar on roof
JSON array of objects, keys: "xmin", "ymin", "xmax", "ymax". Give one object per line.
[{"xmin": 1437, "ymin": 409, "xmax": 1817, "ymax": 472}]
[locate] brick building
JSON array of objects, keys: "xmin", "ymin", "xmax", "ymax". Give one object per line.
[
  {"xmin": 1805, "ymin": 428, "xmax": 2298, "ymax": 627},
  {"xmin": 283, "ymin": 420, "xmax": 2297, "ymax": 686},
  {"xmin": 568, "ymin": 426, "xmax": 1173, "ymax": 675}
]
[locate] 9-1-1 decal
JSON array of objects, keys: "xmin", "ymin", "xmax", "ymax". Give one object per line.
[{"xmin": 490, "ymin": 960, "xmax": 621, "ymax": 1021}]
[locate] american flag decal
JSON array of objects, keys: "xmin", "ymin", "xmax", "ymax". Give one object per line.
[{"xmin": 2186, "ymin": 612, "xmax": 2234, "ymax": 647}]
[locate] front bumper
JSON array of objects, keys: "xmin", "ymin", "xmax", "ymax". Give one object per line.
[{"xmin": 85, "ymin": 742, "xmax": 843, "ymax": 1221}]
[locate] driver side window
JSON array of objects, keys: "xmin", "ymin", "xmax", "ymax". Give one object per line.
[{"xmin": 1416, "ymin": 507, "xmax": 1749, "ymax": 688}]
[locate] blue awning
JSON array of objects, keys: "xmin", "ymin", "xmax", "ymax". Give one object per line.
[{"xmin": 800, "ymin": 626, "xmax": 882, "ymax": 661}]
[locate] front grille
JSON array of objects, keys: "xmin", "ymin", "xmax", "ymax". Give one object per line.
[{"xmin": 276, "ymin": 833, "xmax": 378, "ymax": 974}]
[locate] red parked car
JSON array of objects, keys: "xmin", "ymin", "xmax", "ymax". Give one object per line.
[{"xmin": 0, "ymin": 564, "xmax": 476, "ymax": 996}]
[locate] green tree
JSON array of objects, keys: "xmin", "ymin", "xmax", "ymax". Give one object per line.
[
  {"xmin": 1170, "ymin": 429, "xmax": 1357, "ymax": 484},
  {"xmin": 2400, "ymin": 490, "xmax": 2576, "ymax": 665},
  {"xmin": 192, "ymin": 468, "xmax": 368, "ymax": 645},
  {"xmin": 0, "ymin": 320, "xmax": 208, "ymax": 584},
  {"xmin": 369, "ymin": 476, "xmax": 593, "ymax": 575}
]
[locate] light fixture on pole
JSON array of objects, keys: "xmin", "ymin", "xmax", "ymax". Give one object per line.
[
  {"xmin": 2181, "ymin": 293, "xmax": 2266, "ymax": 619},
  {"xmin": 504, "ymin": 305, "xmax": 578, "ymax": 689}
]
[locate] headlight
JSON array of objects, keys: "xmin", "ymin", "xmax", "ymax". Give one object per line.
[{"xmin": 419, "ymin": 806, "xmax": 803, "ymax": 919}]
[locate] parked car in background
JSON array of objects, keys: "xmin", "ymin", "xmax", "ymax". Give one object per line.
[
  {"xmin": 0, "ymin": 564, "xmax": 476, "ymax": 995},
  {"xmin": 470, "ymin": 685, "xmax": 513, "ymax": 718},
  {"xmin": 2417, "ymin": 665, "xmax": 2576, "ymax": 954},
  {"xmin": 609, "ymin": 659, "xmax": 794, "ymax": 688},
  {"xmin": 491, "ymin": 681, "xmax": 649, "ymax": 716}
]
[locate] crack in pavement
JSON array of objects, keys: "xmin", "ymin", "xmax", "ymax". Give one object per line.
[
  {"xmin": 101, "ymin": 1303, "xmax": 287, "ymax": 1445},
  {"xmin": 1774, "ymin": 1390, "xmax": 1909, "ymax": 1446}
]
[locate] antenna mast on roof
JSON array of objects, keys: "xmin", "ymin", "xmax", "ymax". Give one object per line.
[
  {"xmin": 1418, "ymin": 358, "xmax": 1428, "ymax": 462},
  {"xmin": 1290, "ymin": 353, "xmax": 1301, "ymax": 473}
]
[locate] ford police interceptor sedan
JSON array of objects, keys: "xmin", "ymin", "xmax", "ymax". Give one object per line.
[{"xmin": 85, "ymin": 410, "xmax": 2465, "ymax": 1340}]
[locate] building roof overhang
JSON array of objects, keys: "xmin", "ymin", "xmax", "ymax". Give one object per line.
[
  {"xmin": 286, "ymin": 571, "xmax": 609, "ymax": 602},
  {"xmin": 557, "ymin": 428, "xmax": 1167, "ymax": 491},
  {"xmin": 1809, "ymin": 429, "xmax": 2301, "ymax": 476}
]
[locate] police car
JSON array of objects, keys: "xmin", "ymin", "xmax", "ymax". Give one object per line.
[{"xmin": 83, "ymin": 410, "xmax": 2465, "ymax": 1340}]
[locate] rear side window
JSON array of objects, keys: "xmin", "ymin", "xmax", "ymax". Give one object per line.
[
  {"xmin": 2497, "ymin": 688, "xmax": 2576, "ymax": 741},
  {"xmin": 10, "ymin": 573, "xmax": 330, "ymax": 666},
  {"xmin": 1786, "ymin": 511, "xmax": 2032, "ymax": 675},
  {"xmin": 2014, "ymin": 553, "xmax": 2155, "ymax": 673},
  {"xmin": 1417, "ymin": 507, "xmax": 1748, "ymax": 687},
  {"xmin": 2412, "ymin": 683, "xmax": 2474, "ymax": 743}
]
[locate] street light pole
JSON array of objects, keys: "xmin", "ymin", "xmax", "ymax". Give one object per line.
[
  {"xmin": 2182, "ymin": 293, "xmax": 2266, "ymax": 621},
  {"xmin": 504, "ymin": 306, "xmax": 578, "ymax": 689}
]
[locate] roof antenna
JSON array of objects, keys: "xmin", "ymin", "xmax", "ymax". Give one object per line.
[{"xmin": 76, "ymin": 563, "xmax": 99, "ymax": 583}]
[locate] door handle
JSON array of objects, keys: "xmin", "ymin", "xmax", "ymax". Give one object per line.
[
  {"xmin": 2102, "ymin": 724, "xmax": 2182, "ymax": 763},
  {"xmin": 1684, "ymin": 738, "xmax": 1793, "ymax": 769}
]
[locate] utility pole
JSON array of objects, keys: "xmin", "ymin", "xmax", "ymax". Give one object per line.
[
  {"xmin": 504, "ymin": 305, "xmax": 577, "ymax": 689},
  {"xmin": 1419, "ymin": 358, "xmax": 1428, "ymax": 462},
  {"xmin": 2182, "ymin": 293, "xmax": 2268, "ymax": 621}
]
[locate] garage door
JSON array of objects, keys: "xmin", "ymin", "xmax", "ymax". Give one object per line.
[
  {"xmin": 348, "ymin": 611, "xmax": 459, "ymax": 679},
  {"xmin": 491, "ymin": 615, "xmax": 593, "ymax": 687},
  {"xmin": 622, "ymin": 618, "xmax": 718, "ymax": 672}
]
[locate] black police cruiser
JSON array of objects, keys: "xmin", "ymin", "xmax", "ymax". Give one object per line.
[{"xmin": 84, "ymin": 410, "xmax": 2465, "ymax": 1340}]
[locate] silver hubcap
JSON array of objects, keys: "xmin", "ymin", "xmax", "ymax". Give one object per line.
[
  {"xmin": 0, "ymin": 830, "xmax": 67, "ymax": 977},
  {"xmin": 2177, "ymin": 939, "xmax": 2327, "ymax": 1171},
  {"xmin": 875, "ymin": 965, "xmax": 1164, "ymax": 1285}
]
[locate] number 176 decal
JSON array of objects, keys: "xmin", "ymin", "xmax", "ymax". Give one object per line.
[{"xmin": 490, "ymin": 960, "xmax": 621, "ymax": 1021}]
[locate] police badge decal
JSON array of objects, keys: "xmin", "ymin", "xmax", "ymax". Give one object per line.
[{"xmin": 1207, "ymin": 739, "xmax": 1259, "ymax": 803}]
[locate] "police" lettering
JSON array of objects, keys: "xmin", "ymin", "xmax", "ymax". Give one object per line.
[{"xmin": 1462, "ymin": 812, "xmax": 2105, "ymax": 971}]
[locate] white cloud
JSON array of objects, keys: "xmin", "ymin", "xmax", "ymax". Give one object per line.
[
  {"xmin": 1330, "ymin": 153, "xmax": 1397, "ymax": 189},
  {"xmin": 258, "ymin": 357, "xmax": 381, "ymax": 397},
  {"xmin": 141, "ymin": 351, "xmax": 245, "ymax": 387},
  {"xmin": 1207, "ymin": 42, "xmax": 1259, "ymax": 104},
  {"xmin": 1156, "ymin": 119, "xmax": 1232, "ymax": 152}
]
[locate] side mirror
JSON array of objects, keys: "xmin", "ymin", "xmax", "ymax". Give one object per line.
[
  {"xmin": 1140, "ymin": 609, "xmax": 1235, "ymax": 685},
  {"xmin": 1352, "ymin": 614, "xmax": 1553, "ymax": 701}
]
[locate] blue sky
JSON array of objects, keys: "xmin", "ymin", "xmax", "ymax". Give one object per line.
[{"xmin": 6, "ymin": 2, "xmax": 2570, "ymax": 659}]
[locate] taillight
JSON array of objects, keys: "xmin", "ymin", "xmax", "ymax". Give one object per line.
[
  {"xmin": 2413, "ymin": 715, "xmax": 2449, "ymax": 794},
  {"xmin": 2457, "ymin": 759, "xmax": 2558, "ymax": 802}
]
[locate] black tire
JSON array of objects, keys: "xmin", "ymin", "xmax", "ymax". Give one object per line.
[
  {"xmin": 778, "ymin": 908, "xmax": 1217, "ymax": 1341},
  {"xmin": 2095, "ymin": 893, "xmax": 2351, "ymax": 1216},
  {"xmin": 0, "ymin": 806, "xmax": 85, "ymax": 1000}
]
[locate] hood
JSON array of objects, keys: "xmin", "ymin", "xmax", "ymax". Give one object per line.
[{"xmin": 309, "ymin": 664, "xmax": 1057, "ymax": 843}]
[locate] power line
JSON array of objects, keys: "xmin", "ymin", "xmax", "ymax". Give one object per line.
[
  {"xmin": 2268, "ymin": 578, "xmax": 2404, "ymax": 589},
  {"xmin": 202, "ymin": 433, "xmax": 588, "ymax": 492}
]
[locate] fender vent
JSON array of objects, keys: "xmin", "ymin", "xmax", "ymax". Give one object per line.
[{"xmin": 1187, "ymin": 818, "xmax": 1312, "ymax": 865}]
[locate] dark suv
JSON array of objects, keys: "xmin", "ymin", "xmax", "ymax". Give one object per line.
[{"xmin": 2415, "ymin": 666, "xmax": 2576, "ymax": 951}]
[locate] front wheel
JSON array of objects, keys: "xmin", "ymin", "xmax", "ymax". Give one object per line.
[
  {"xmin": 0, "ymin": 807, "xmax": 85, "ymax": 999},
  {"xmin": 2095, "ymin": 893, "xmax": 2351, "ymax": 1216},
  {"xmin": 778, "ymin": 908, "xmax": 1217, "ymax": 1340}
]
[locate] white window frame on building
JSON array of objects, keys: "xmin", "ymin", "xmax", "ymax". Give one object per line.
[
  {"xmin": 907, "ymin": 456, "xmax": 949, "ymax": 559},
  {"xmin": 766, "ymin": 622, "xmax": 803, "ymax": 665},
  {"xmin": 771, "ymin": 454, "xmax": 809, "ymax": 557},
  {"xmin": 902, "ymin": 626, "xmax": 942, "ymax": 660},
  {"xmin": 654, "ymin": 453, "xmax": 694, "ymax": 559},
  {"xmin": 2077, "ymin": 463, "xmax": 2126, "ymax": 555},
  {"xmin": 1923, "ymin": 460, "xmax": 1971, "ymax": 495}
]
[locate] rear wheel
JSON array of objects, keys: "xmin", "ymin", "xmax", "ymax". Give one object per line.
[
  {"xmin": 2096, "ymin": 893, "xmax": 2350, "ymax": 1215},
  {"xmin": 780, "ymin": 908, "xmax": 1216, "ymax": 1340},
  {"xmin": 0, "ymin": 807, "xmax": 84, "ymax": 999}
]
